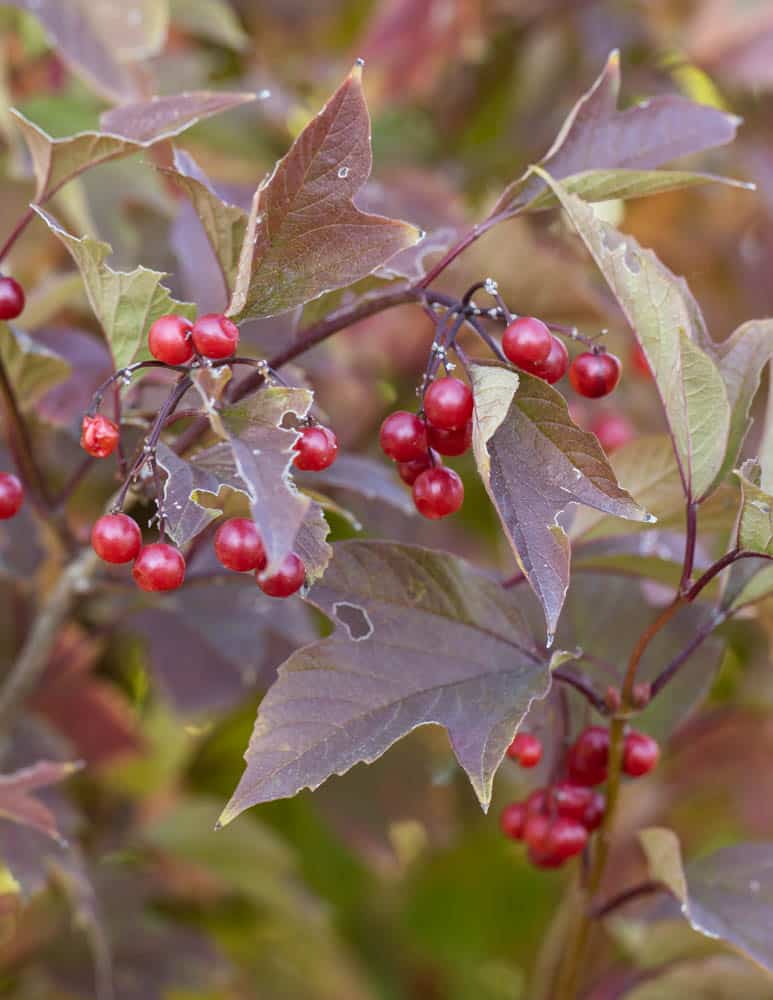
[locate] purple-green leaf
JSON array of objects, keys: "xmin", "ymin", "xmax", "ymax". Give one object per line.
[
  {"xmin": 220, "ymin": 540, "xmax": 553, "ymax": 824},
  {"xmin": 0, "ymin": 760, "xmax": 81, "ymax": 845}
]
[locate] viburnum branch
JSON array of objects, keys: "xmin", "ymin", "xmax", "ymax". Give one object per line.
[
  {"xmin": 0, "ymin": 352, "xmax": 54, "ymax": 517},
  {"xmin": 552, "ymin": 668, "xmax": 608, "ymax": 714}
]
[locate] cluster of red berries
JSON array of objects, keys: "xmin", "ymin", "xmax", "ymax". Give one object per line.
[
  {"xmin": 500, "ymin": 726, "xmax": 659, "ymax": 868},
  {"xmin": 0, "ymin": 275, "xmax": 25, "ymax": 321},
  {"xmin": 501, "ymin": 316, "xmax": 621, "ymax": 398},
  {"xmin": 380, "ymin": 376, "xmax": 472, "ymax": 519},
  {"xmin": 0, "ymin": 471, "xmax": 23, "ymax": 520}
]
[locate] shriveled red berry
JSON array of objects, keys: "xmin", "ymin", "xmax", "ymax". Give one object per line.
[
  {"xmin": 427, "ymin": 420, "xmax": 472, "ymax": 457},
  {"xmin": 133, "ymin": 543, "xmax": 186, "ymax": 592},
  {"xmin": 412, "ymin": 466, "xmax": 464, "ymax": 519},
  {"xmin": 531, "ymin": 335, "xmax": 569, "ymax": 384},
  {"xmin": 582, "ymin": 792, "xmax": 605, "ymax": 832},
  {"xmin": 81, "ymin": 414, "xmax": 119, "ymax": 458},
  {"xmin": 0, "ymin": 276, "xmax": 25, "ymax": 320},
  {"xmin": 380, "ymin": 411, "xmax": 428, "ymax": 462},
  {"xmin": 632, "ymin": 343, "xmax": 652, "ymax": 378},
  {"xmin": 506, "ymin": 732, "xmax": 543, "ymax": 768},
  {"xmin": 397, "ymin": 449, "xmax": 440, "ymax": 486},
  {"xmin": 568, "ymin": 726, "xmax": 610, "ymax": 786},
  {"xmin": 502, "ymin": 316, "xmax": 552, "ymax": 369},
  {"xmin": 293, "ymin": 425, "xmax": 338, "ymax": 471},
  {"xmin": 500, "ymin": 802, "xmax": 526, "ymax": 840},
  {"xmin": 91, "ymin": 513, "xmax": 141, "ymax": 564},
  {"xmin": 214, "ymin": 518, "xmax": 266, "ymax": 573},
  {"xmin": 0, "ymin": 472, "xmax": 23, "ymax": 519},
  {"xmin": 257, "ymin": 552, "xmax": 305, "ymax": 598},
  {"xmin": 590, "ymin": 412, "xmax": 634, "ymax": 453},
  {"xmin": 543, "ymin": 817, "xmax": 588, "ymax": 861},
  {"xmin": 191, "ymin": 313, "xmax": 239, "ymax": 359},
  {"xmin": 569, "ymin": 351, "xmax": 621, "ymax": 399},
  {"xmin": 623, "ymin": 730, "xmax": 660, "ymax": 777},
  {"xmin": 148, "ymin": 314, "xmax": 194, "ymax": 365},
  {"xmin": 552, "ymin": 782, "xmax": 594, "ymax": 822},
  {"xmin": 424, "ymin": 377, "xmax": 473, "ymax": 430}
]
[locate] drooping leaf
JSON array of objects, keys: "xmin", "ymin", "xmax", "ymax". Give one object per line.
[
  {"xmin": 736, "ymin": 460, "xmax": 773, "ymax": 555},
  {"xmin": 34, "ymin": 209, "xmax": 195, "ymax": 369},
  {"xmin": 227, "ymin": 63, "xmax": 421, "ymax": 320},
  {"xmin": 494, "ymin": 50, "xmax": 741, "ymax": 215},
  {"xmin": 220, "ymin": 540, "xmax": 554, "ymax": 825},
  {"xmin": 0, "ymin": 761, "xmax": 81, "ymax": 845},
  {"xmin": 155, "ymin": 443, "xmax": 220, "ymax": 548},
  {"xmin": 0, "ymin": 323, "xmax": 70, "ymax": 410},
  {"xmin": 469, "ymin": 361, "xmax": 650, "ymax": 639},
  {"xmin": 540, "ymin": 173, "xmax": 731, "ymax": 503}
]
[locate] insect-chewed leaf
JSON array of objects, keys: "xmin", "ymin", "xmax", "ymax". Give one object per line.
[
  {"xmin": 227, "ymin": 63, "xmax": 421, "ymax": 320},
  {"xmin": 0, "ymin": 760, "xmax": 82, "ymax": 845},
  {"xmin": 539, "ymin": 173, "xmax": 730, "ymax": 503},
  {"xmin": 155, "ymin": 444, "xmax": 221, "ymax": 549},
  {"xmin": 33, "ymin": 209, "xmax": 195, "ymax": 370},
  {"xmin": 495, "ymin": 50, "xmax": 741, "ymax": 215},
  {"xmin": 469, "ymin": 361, "xmax": 650, "ymax": 640},
  {"xmin": 219, "ymin": 540, "xmax": 554, "ymax": 824},
  {"xmin": 0, "ymin": 323, "xmax": 70, "ymax": 411}
]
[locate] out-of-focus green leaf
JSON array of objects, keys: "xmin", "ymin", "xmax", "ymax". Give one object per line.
[
  {"xmin": 170, "ymin": 0, "xmax": 248, "ymax": 50},
  {"xmin": 0, "ymin": 323, "xmax": 70, "ymax": 410}
]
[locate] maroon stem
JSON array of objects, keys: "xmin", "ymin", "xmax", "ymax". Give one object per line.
[
  {"xmin": 0, "ymin": 353, "xmax": 52, "ymax": 516},
  {"xmin": 0, "ymin": 205, "xmax": 36, "ymax": 265},
  {"xmin": 679, "ymin": 502, "xmax": 698, "ymax": 593},
  {"xmin": 588, "ymin": 880, "xmax": 664, "ymax": 920},
  {"xmin": 552, "ymin": 668, "xmax": 608, "ymax": 713}
]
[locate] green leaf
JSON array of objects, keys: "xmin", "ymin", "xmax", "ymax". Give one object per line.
[
  {"xmin": 228, "ymin": 63, "xmax": 421, "ymax": 320},
  {"xmin": 736, "ymin": 460, "xmax": 773, "ymax": 555},
  {"xmin": 639, "ymin": 827, "xmax": 688, "ymax": 903},
  {"xmin": 33, "ymin": 209, "xmax": 195, "ymax": 370},
  {"xmin": 169, "ymin": 0, "xmax": 248, "ymax": 50},
  {"xmin": 0, "ymin": 323, "xmax": 70, "ymax": 410}
]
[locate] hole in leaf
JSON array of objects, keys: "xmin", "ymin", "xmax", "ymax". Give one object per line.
[{"xmin": 334, "ymin": 602, "xmax": 373, "ymax": 641}]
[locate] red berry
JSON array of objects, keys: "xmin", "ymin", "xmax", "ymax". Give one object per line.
[
  {"xmin": 591, "ymin": 412, "xmax": 634, "ymax": 453},
  {"xmin": 80, "ymin": 414, "xmax": 119, "ymax": 458},
  {"xmin": 567, "ymin": 726, "xmax": 610, "ymax": 786},
  {"xmin": 582, "ymin": 792, "xmax": 605, "ymax": 832},
  {"xmin": 552, "ymin": 782, "xmax": 594, "ymax": 822},
  {"xmin": 632, "ymin": 343, "xmax": 652, "ymax": 378},
  {"xmin": 522, "ymin": 812, "xmax": 551, "ymax": 851},
  {"xmin": 506, "ymin": 732, "xmax": 543, "ymax": 768},
  {"xmin": 0, "ymin": 276, "xmax": 25, "ymax": 320},
  {"xmin": 543, "ymin": 817, "xmax": 588, "ymax": 861},
  {"xmin": 0, "ymin": 472, "xmax": 23, "ymax": 519},
  {"xmin": 424, "ymin": 377, "xmax": 473, "ymax": 431},
  {"xmin": 132, "ymin": 543, "xmax": 186, "ymax": 592},
  {"xmin": 531, "ymin": 335, "xmax": 569, "ymax": 384},
  {"xmin": 380, "ymin": 411, "xmax": 428, "ymax": 462},
  {"xmin": 214, "ymin": 518, "xmax": 267, "ymax": 573},
  {"xmin": 148, "ymin": 314, "xmax": 193, "ymax": 365},
  {"xmin": 622, "ymin": 731, "xmax": 660, "ymax": 778},
  {"xmin": 524, "ymin": 788, "xmax": 548, "ymax": 818},
  {"xmin": 397, "ymin": 449, "xmax": 440, "ymax": 486},
  {"xmin": 528, "ymin": 844, "xmax": 565, "ymax": 869},
  {"xmin": 191, "ymin": 313, "xmax": 239, "ymax": 359},
  {"xmin": 412, "ymin": 467, "xmax": 464, "ymax": 519},
  {"xmin": 500, "ymin": 802, "xmax": 526, "ymax": 840},
  {"xmin": 502, "ymin": 317, "xmax": 552, "ymax": 368},
  {"xmin": 569, "ymin": 351, "xmax": 621, "ymax": 399},
  {"xmin": 293, "ymin": 425, "xmax": 338, "ymax": 471},
  {"xmin": 91, "ymin": 513, "xmax": 141, "ymax": 564},
  {"xmin": 426, "ymin": 420, "xmax": 472, "ymax": 457},
  {"xmin": 257, "ymin": 552, "xmax": 305, "ymax": 598}
]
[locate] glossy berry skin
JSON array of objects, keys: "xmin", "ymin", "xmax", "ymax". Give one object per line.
[
  {"xmin": 81, "ymin": 414, "xmax": 120, "ymax": 458},
  {"xmin": 500, "ymin": 802, "xmax": 526, "ymax": 840},
  {"xmin": 191, "ymin": 313, "xmax": 239, "ymax": 359},
  {"xmin": 0, "ymin": 276, "xmax": 25, "ymax": 320},
  {"xmin": 293, "ymin": 425, "xmax": 338, "ymax": 471},
  {"xmin": 380, "ymin": 411, "xmax": 428, "ymax": 462},
  {"xmin": 132, "ymin": 544, "xmax": 186, "ymax": 592},
  {"xmin": 258, "ymin": 552, "xmax": 305, "ymax": 598},
  {"xmin": 0, "ymin": 472, "xmax": 23, "ymax": 519},
  {"xmin": 591, "ymin": 412, "xmax": 634, "ymax": 453},
  {"xmin": 423, "ymin": 377, "xmax": 473, "ymax": 430},
  {"xmin": 569, "ymin": 351, "xmax": 622, "ymax": 399},
  {"xmin": 397, "ymin": 449, "xmax": 440, "ymax": 486},
  {"xmin": 544, "ymin": 818, "xmax": 588, "ymax": 862},
  {"xmin": 522, "ymin": 812, "xmax": 550, "ymax": 852},
  {"xmin": 148, "ymin": 314, "xmax": 193, "ymax": 365},
  {"xmin": 582, "ymin": 792, "xmax": 605, "ymax": 832},
  {"xmin": 623, "ymin": 731, "xmax": 660, "ymax": 777},
  {"xmin": 502, "ymin": 317, "xmax": 552, "ymax": 368},
  {"xmin": 91, "ymin": 513, "xmax": 141, "ymax": 564},
  {"xmin": 524, "ymin": 788, "xmax": 548, "ymax": 818},
  {"xmin": 506, "ymin": 732, "xmax": 543, "ymax": 768},
  {"xmin": 412, "ymin": 467, "xmax": 464, "ymax": 519},
  {"xmin": 532, "ymin": 335, "xmax": 569, "ymax": 384},
  {"xmin": 214, "ymin": 518, "xmax": 266, "ymax": 573},
  {"xmin": 568, "ymin": 726, "xmax": 610, "ymax": 786},
  {"xmin": 552, "ymin": 782, "xmax": 594, "ymax": 822},
  {"xmin": 427, "ymin": 420, "xmax": 472, "ymax": 457}
]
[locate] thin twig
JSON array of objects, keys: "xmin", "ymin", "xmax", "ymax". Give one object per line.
[
  {"xmin": 553, "ymin": 668, "xmax": 608, "ymax": 714},
  {"xmin": 588, "ymin": 880, "xmax": 664, "ymax": 920}
]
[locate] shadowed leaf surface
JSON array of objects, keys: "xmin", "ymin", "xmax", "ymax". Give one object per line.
[
  {"xmin": 0, "ymin": 323, "xmax": 70, "ymax": 411},
  {"xmin": 0, "ymin": 760, "xmax": 80, "ymax": 844}
]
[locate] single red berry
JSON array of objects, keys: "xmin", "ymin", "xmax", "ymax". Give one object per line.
[
  {"xmin": 552, "ymin": 782, "xmax": 594, "ymax": 822},
  {"xmin": 379, "ymin": 411, "xmax": 428, "ymax": 462},
  {"xmin": 528, "ymin": 843, "xmax": 565, "ymax": 869},
  {"xmin": 590, "ymin": 412, "xmax": 634, "ymax": 453},
  {"xmin": 632, "ymin": 343, "xmax": 652, "ymax": 378},
  {"xmin": 293, "ymin": 425, "xmax": 338, "ymax": 471},
  {"xmin": 148, "ymin": 314, "xmax": 194, "ymax": 365},
  {"xmin": 582, "ymin": 792, "xmax": 605, "ymax": 832},
  {"xmin": 427, "ymin": 420, "xmax": 472, "ymax": 457},
  {"xmin": 132, "ymin": 543, "xmax": 186, "ymax": 592},
  {"xmin": 80, "ymin": 414, "xmax": 119, "ymax": 458},
  {"xmin": 191, "ymin": 313, "xmax": 239, "ymax": 359},
  {"xmin": 502, "ymin": 317, "xmax": 552, "ymax": 368},
  {"xmin": 524, "ymin": 788, "xmax": 548, "ymax": 818},
  {"xmin": 0, "ymin": 276, "xmax": 25, "ymax": 320},
  {"xmin": 500, "ymin": 802, "xmax": 526, "ymax": 840},
  {"xmin": 424, "ymin": 377, "xmax": 474, "ymax": 431},
  {"xmin": 569, "ymin": 351, "xmax": 622, "ymax": 399},
  {"xmin": 0, "ymin": 472, "xmax": 23, "ymax": 519},
  {"xmin": 567, "ymin": 726, "xmax": 610, "ymax": 786},
  {"xmin": 257, "ymin": 552, "xmax": 305, "ymax": 598},
  {"xmin": 214, "ymin": 518, "xmax": 267, "ymax": 573},
  {"xmin": 412, "ymin": 466, "xmax": 464, "ymax": 519},
  {"xmin": 623, "ymin": 730, "xmax": 660, "ymax": 778},
  {"xmin": 506, "ymin": 732, "xmax": 543, "ymax": 768},
  {"xmin": 91, "ymin": 513, "xmax": 141, "ymax": 564},
  {"xmin": 543, "ymin": 817, "xmax": 588, "ymax": 861},
  {"xmin": 522, "ymin": 812, "xmax": 551, "ymax": 851},
  {"xmin": 397, "ymin": 449, "xmax": 440, "ymax": 486},
  {"xmin": 531, "ymin": 335, "xmax": 569, "ymax": 384}
]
